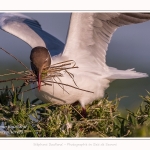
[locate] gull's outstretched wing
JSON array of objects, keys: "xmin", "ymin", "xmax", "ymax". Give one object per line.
[
  {"xmin": 63, "ymin": 13, "xmax": 150, "ymax": 71},
  {"xmin": 0, "ymin": 13, "xmax": 64, "ymax": 56}
]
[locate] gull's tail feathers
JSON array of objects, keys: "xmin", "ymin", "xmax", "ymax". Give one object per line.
[{"xmin": 107, "ymin": 68, "xmax": 148, "ymax": 80}]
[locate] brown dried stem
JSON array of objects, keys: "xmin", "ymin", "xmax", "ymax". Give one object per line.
[
  {"xmin": 0, "ymin": 47, "xmax": 94, "ymax": 95},
  {"xmin": 0, "ymin": 47, "xmax": 29, "ymax": 70}
]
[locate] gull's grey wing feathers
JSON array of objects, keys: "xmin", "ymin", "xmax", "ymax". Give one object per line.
[
  {"xmin": 63, "ymin": 13, "xmax": 150, "ymax": 71},
  {"xmin": 0, "ymin": 13, "xmax": 64, "ymax": 56}
]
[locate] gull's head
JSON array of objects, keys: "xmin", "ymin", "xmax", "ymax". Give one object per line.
[{"xmin": 30, "ymin": 46, "xmax": 51, "ymax": 91}]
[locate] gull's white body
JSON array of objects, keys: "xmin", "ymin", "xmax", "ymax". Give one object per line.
[
  {"xmin": 0, "ymin": 13, "xmax": 150, "ymax": 108},
  {"xmin": 34, "ymin": 55, "xmax": 110, "ymax": 106},
  {"xmin": 34, "ymin": 55, "xmax": 146, "ymax": 107}
]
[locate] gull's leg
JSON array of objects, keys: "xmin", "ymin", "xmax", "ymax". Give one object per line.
[
  {"xmin": 81, "ymin": 107, "xmax": 87, "ymax": 118},
  {"xmin": 72, "ymin": 101, "xmax": 87, "ymax": 118}
]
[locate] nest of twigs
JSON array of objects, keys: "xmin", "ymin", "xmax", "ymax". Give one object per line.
[{"xmin": 0, "ymin": 47, "xmax": 93, "ymax": 94}]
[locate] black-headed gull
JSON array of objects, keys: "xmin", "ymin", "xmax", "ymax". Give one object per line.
[{"xmin": 0, "ymin": 13, "xmax": 150, "ymax": 114}]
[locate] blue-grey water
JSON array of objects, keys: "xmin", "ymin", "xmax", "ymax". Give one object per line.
[{"xmin": 0, "ymin": 13, "xmax": 150, "ymax": 110}]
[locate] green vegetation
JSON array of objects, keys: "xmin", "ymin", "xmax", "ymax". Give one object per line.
[
  {"xmin": 0, "ymin": 47, "xmax": 150, "ymax": 137},
  {"xmin": 0, "ymin": 85, "xmax": 150, "ymax": 137}
]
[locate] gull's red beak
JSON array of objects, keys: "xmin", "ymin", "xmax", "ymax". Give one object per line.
[{"xmin": 38, "ymin": 73, "xmax": 41, "ymax": 91}]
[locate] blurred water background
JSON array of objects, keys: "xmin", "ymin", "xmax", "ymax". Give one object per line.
[{"xmin": 0, "ymin": 13, "xmax": 150, "ymax": 110}]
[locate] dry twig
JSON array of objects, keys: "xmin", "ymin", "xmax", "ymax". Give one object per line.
[{"xmin": 0, "ymin": 47, "xmax": 94, "ymax": 94}]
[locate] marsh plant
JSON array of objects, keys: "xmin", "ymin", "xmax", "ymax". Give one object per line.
[
  {"xmin": 0, "ymin": 86, "xmax": 150, "ymax": 137},
  {"xmin": 0, "ymin": 47, "xmax": 150, "ymax": 137}
]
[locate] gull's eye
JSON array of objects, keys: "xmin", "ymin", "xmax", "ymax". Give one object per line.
[
  {"xmin": 44, "ymin": 57, "xmax": 48, "ymax": 62},
  {"xmin": 43, "ymin": 57, "xmax": 50, "ymax": 70}
]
